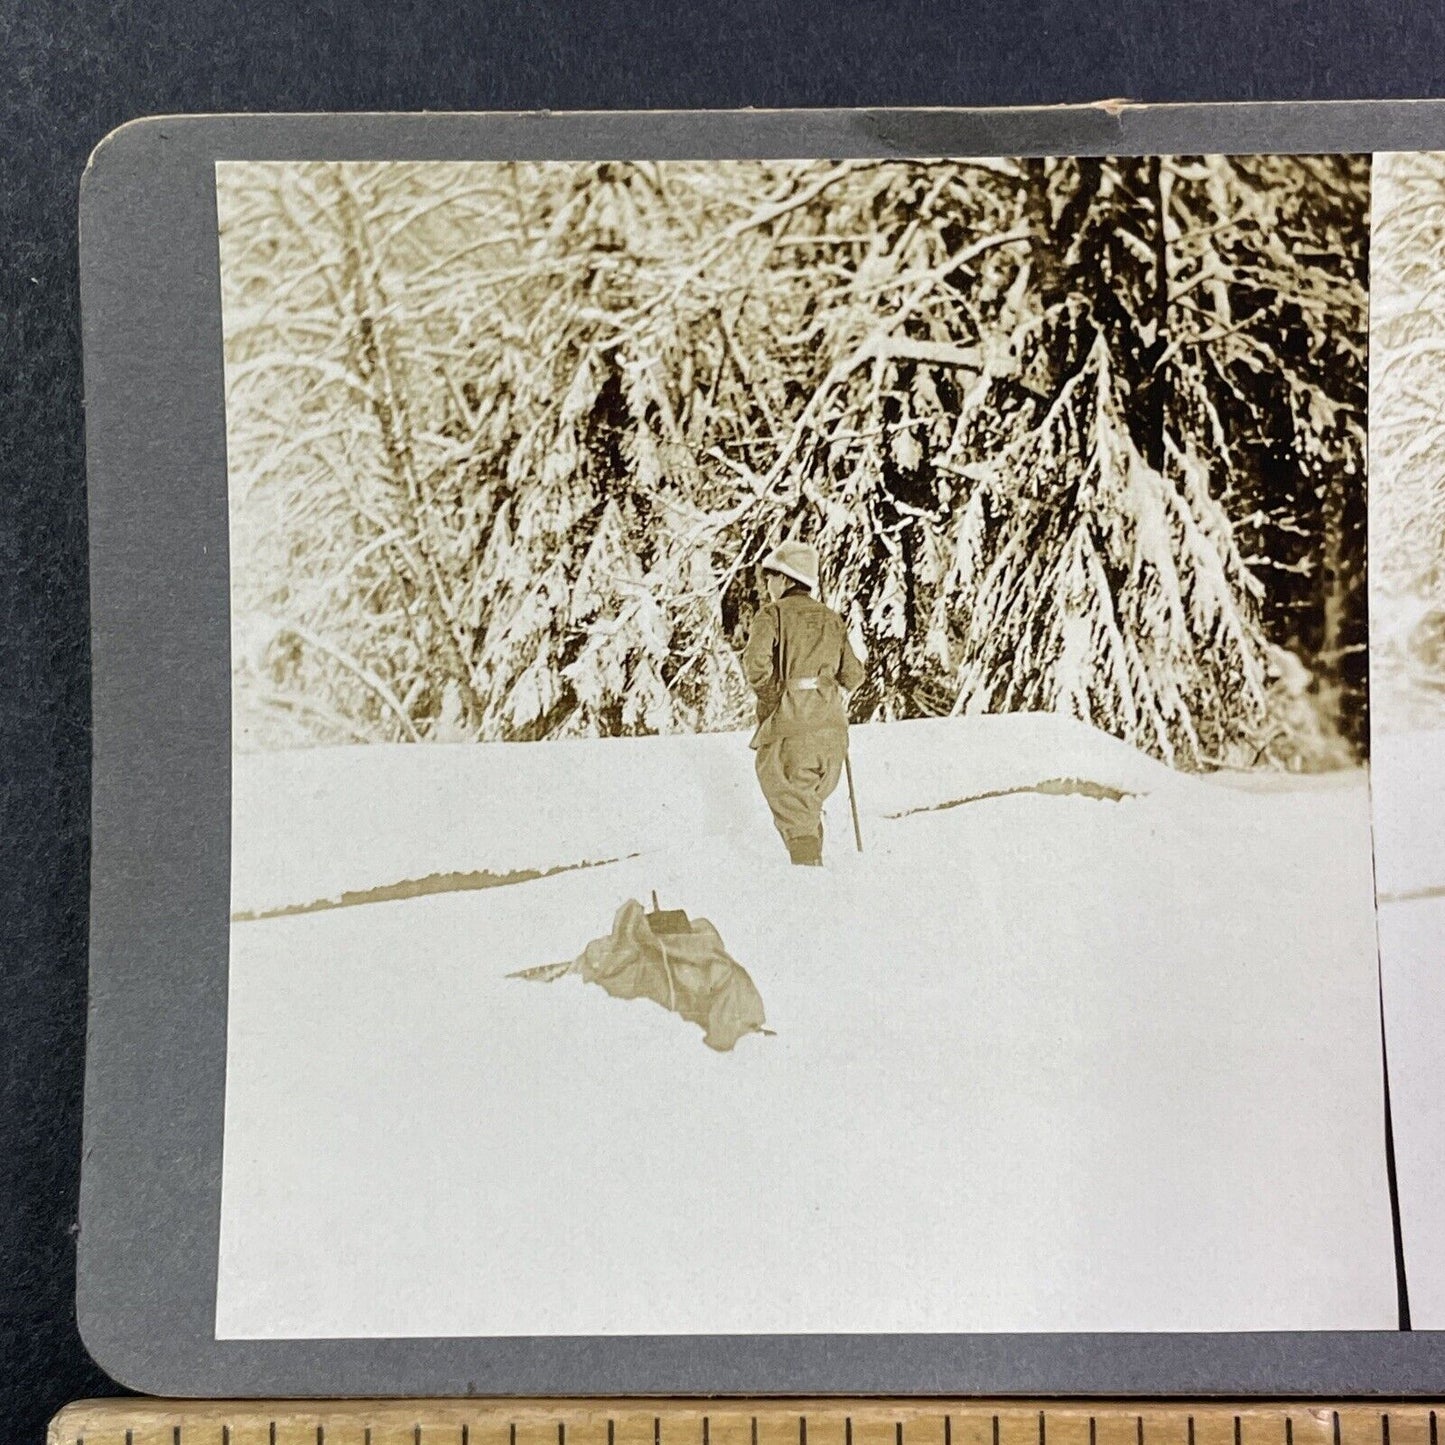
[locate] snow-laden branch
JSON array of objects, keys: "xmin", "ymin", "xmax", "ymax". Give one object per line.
[{"xmin": 273, "ymin": 620, "xmax": 423, "ymax": 741}]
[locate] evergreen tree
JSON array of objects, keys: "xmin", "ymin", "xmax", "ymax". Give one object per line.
[
  {"xmin": 218, "ymin": 156, "xmax": 1370, "ymax": 768},
  {"xmin": 1370, "ymin": 150, "xmax": 1445, "ymax": 733}
]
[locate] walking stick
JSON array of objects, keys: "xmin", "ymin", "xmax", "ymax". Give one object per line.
[{"xmin": 844, "ymin": 752, "xmax": 864, "ymax": 852}]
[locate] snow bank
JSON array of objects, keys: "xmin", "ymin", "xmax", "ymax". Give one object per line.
[
  {"xmin": 1372, "ymin": 727, "xmax": 1445, "ymax": 1327},
  {"xmin": 1372, "ymin": 728, "xmax": 1445, "ymax": 899},
  {"xmin": 231, "ymin": 712, "xmax": 1181, "ymax": 916},
  {"xmin": 218, "ymin": 712, "xmax": 1396, "ymax": 1337}
]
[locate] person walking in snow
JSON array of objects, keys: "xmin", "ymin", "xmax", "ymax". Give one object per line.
[{"xmin": 742, "ymin": 541, "xmax": 865, "ymax": 866}]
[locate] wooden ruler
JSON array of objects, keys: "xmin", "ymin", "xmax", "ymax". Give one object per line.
[{"xmin": 46, "ymin": 1401, "xmax": 1445, "ymax": 1445}]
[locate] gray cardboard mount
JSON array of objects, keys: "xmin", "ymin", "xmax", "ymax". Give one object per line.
[{"xmin": 79, "ymin": 104, "xmax": 1445, "ymax": 1399}]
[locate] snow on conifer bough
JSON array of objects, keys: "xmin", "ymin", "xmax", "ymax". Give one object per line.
[{"xmin": 219, "ymin": 155, "xmax": 1369, "ymax": 774}]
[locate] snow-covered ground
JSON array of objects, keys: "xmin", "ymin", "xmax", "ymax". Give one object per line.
[
  {"xmin": 1372, "ymin": 728, "xmax": 1445, "ymax": 1329},
  {"xmin": 217, "ymin": 713, "xmax": 1397, "ymax": 1338},
  {"xmin": 229, "ymin": 713, "xmax": 1181, "ymax": 916}
]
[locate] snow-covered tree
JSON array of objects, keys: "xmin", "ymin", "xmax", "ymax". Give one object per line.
[
  {"xmin": 1370, "ymin": 150, "xmax": 1445, "ymax": 734},
  {"xmin": 941, "ymin": 335, "xmax": 1269, "ymax": 766},
  {"xmin": 218, "ymin": 155, "xmax": 1369, "ymax": 769}
]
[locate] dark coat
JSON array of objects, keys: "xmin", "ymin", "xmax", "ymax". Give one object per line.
[{"xmin": 742, "ymin": 587, "xmax": 865, "ymax": 749}]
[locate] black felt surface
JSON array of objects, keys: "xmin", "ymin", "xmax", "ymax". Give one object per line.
[{"xmin": 5, "ymin": 0, "xmax": 1445, "ymax": 1440}]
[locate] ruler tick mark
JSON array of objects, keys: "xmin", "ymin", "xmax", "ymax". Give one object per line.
[
  {"xmin": 1041, "ymin": 1411, "xmax": 1048, "ymax": 1445},
  {"xmin": 561, "ymin": 1424, "xmax": 567, "ymax": 1445},
  {"xmin": 1286, "ymin": 1420, "xmax": 1293, "ymax": 1445},
  {"xmin": 1431, "ymin": 1413, "xmax": 1439, "ymax": 1445},
  {"xmin": 753, "ymin": 1418, "xmax": 759, "ymax": 1445},
  {"xmin": 1383, "ymin": 1416, "xmax": 1391, "ymax": 1445},
  {"xmin": 945, "ymin": 1417, "xmax": 952, "ymax": 1445},
  {"xmin": 704, "ymin": 1418, "xmax": 710, "ymax": 1445},
  {"xmin": 1137, "ymin": 1417, "xmax": 1144, "ymax": 1445},
  {"xmin": 464, "ymin": 1428, "xmax": 470, "ymax": 1445},
  {"xmin": 657, "ymin": 1416, "xmax": 662, "ymax": 1445},
  {"xmin": 898, "ymin": 1422, "xmax": 905, "ymax": 1445},
  {"xmin": 1335, "ymin": 1414, "xmax": 1342, "ymax": 1445},
  {"xmin": 1188, "ymin": 1420, "xmax": 1195, "ymax": 1445},
  {"xmin": 1090, "ymin": 1419, "xmax": 1097, "ymax": 1445},
  {"xmin": 846, "ymin": 1418, "xmax": 853, "ymax": 1445},
  {"xmin": 993, "ymin": 1416, "xmax": 1000, "ymax": 1445},
  {"xmin": 1235, "ymin": 1416, "xmax": 1242, "ymax": 1445},
  {"xmin": 801, "ymin": 1416, "xmax": 808, "ymax": 1445}
]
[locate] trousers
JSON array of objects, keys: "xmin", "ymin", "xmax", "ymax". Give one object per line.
[{"xmin": 754, "ymin": 730, "xmax": 846, "ymax": 863}]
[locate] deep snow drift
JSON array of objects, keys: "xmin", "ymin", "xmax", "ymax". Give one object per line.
[
  {"xmin": 218, "ymin": 713, "xmax": 1397, "ymax": 1338},
  {"xmin": 229, "ymin": 713, "xmax": 1183, "ymax": 917},
  {"xmin": 1373, "ymin": 728, "xmax": 1445, "ymax": 1328}
]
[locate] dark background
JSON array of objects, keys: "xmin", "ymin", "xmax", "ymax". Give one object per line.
[{"xmin": 4, "ymin": 2, "xmax": 1445, "ymax": 1440}]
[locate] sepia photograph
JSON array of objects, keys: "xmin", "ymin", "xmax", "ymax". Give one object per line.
[
  {"xmin": 1368, "ymin": 149, "xmax": 1445, "ymax": 1329},
  {"xmin": 213, "ymin": 153, "xmax": 1397, "ymax": 1338}
]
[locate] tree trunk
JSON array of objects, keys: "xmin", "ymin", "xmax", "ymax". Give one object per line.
[
  {"xmin": 332, "ymin": 172, "xmax": 486, "ymax": 734},
  {"xmin": 1319, "ymin": 466, "xmax": 1348, "ymax": 739},
  {"xmin": 1141, "ymin": 155, "xmax": 1171, "ymax": 475}
]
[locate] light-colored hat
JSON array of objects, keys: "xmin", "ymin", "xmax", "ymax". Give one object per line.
[{"xmin": 760, "ymin": 540, "xmax": 819, "ymax": 592}]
